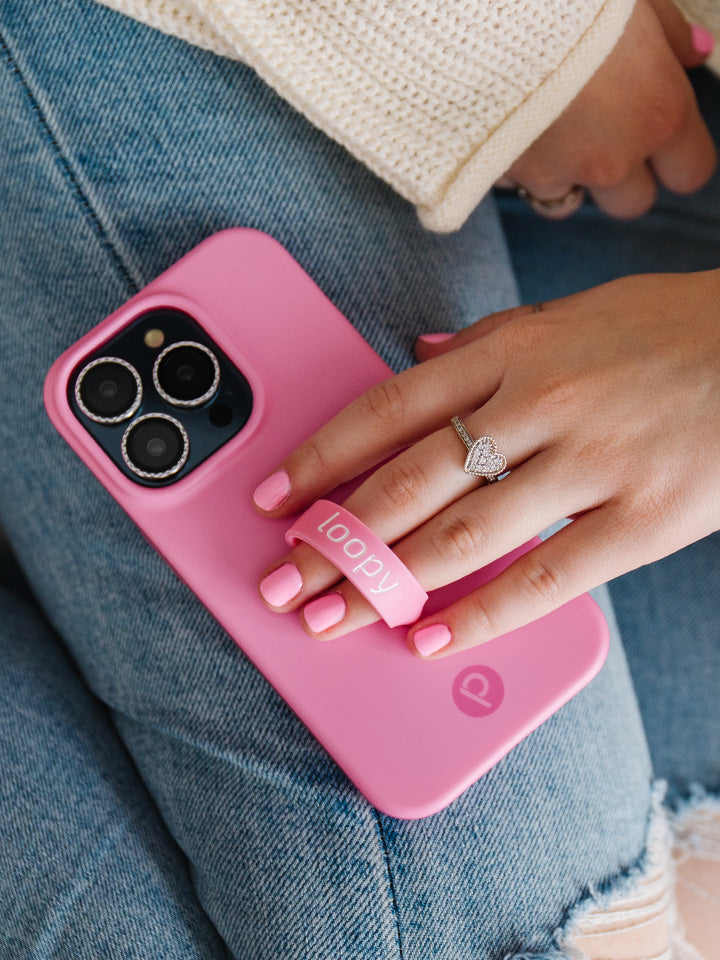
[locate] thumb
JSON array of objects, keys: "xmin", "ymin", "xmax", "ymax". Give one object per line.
[{"xmin": 646, "ymin": 0, "xmax": 714, "ymax": 67}]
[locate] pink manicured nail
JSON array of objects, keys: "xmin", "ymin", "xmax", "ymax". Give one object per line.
[
  {"xmin": 417, "ymin": 333, "xmax": 455, "ymax": 344},
  {"xmin": 303, "ymin": 593, "xmax": 346, "ymax": 633},
  {"xmin": 413, "ymin": 623, "xmax": 452, "ymax": 657},
  {"xmin": 259, "ymin": 563, "xmax": 302, "ymax": 606},
  {"xmin": 253, "ymin": 469, "xmax": 291, "ymax": 511},
  {"xmin": 692, "ymin": 24, "xmax": 715, "ymax": 56}
]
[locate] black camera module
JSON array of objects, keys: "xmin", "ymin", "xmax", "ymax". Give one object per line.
[
  {"xmin": 122, "ymin": 414, "xmax": 189, "ymax": 480},
  {"xmin": 153, "ymin": 340, "xmax": 220, "ymax": 407},
  {"xmin": 70, "ymin": 309, "xmax": 253, "ymax": 487},
  {"xmin": 75, "ymin": 357, "xmax": 142, "ymax": 423}
]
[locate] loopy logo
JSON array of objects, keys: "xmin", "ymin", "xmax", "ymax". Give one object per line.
[
  {"xmin": 452, "ymin": 666, "xmax": 504, "ymax": 718},
  {"xmin": 316, "ymin": 511, "xmax": 399, "ymax": 594}
]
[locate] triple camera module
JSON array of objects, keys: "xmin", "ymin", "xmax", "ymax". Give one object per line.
[{"xmin": 69, "ymin": 309, "xmax": 253, "ymax": 486}]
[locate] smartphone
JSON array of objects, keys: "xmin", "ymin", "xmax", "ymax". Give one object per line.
[{"xmin": 43, "ymin": 228, "xmax": 608, "ymax": 819}]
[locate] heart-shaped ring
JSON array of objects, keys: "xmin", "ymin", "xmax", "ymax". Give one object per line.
[{"xmin": 451, "ymin": 417, "xmax": 508, "ymax": 482}]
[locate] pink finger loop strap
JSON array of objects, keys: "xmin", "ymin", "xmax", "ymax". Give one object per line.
[{"xmin": 285, "ymin": 500, "xmax": 428, "ymax": 628}]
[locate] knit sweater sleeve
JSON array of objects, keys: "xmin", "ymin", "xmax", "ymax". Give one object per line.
[{"xmin": 96, "ymin": 0, "xmax": 636, "ymax": 232}]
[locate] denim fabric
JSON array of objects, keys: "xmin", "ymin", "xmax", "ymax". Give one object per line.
[
  {"xmin": 0, "ymin": 587, "xmax": 229, "ymax": 959},
  {"xmin": 497, "ymin": 66, "xmax": 720, "ymax": 805},
  {"xmin": 0, "ymin": 1, "xmax": 664, "ymax": 957}
]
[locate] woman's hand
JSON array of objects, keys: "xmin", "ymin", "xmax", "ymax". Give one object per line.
[
  {"xmin": 252, "ymin": 270, "xmax": 720, "ymax": 659},
  {"xmin": 498, "ymin": 0, "xmax": 717, "ymax": 218}
]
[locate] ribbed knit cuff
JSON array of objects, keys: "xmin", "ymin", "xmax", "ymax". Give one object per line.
[
  {"xmin": 97, "ymin": 0, "xmax": 636, "ymax": 232},
  {"xmin": 417, "ymin": 0, "xmax": 636, "ymax": 229}
]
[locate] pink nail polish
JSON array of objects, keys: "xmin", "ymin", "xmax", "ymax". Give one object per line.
[
  {"xmin": 259, "ymin": 563, "xmax": 302, "ymax": 606},
  {"xmin": 303, "ymin": 593, "xmax": 346, "ymax": 633},
  {"xmin": 253, "ymin": 469, "xmax": 291, "ymax": 511},
  {"xmin": 692, "ymin": 24, "xmax": 715, "ymax": 56},
  {"xmin": 417, "ymin": 333, "xmax": 455, "ymax": 344},
  {"xmin": 413, "ymin": 623, "xmax": 452, "ymax": 657}
]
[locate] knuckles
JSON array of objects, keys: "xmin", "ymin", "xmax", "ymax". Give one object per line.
[
  {"xmin": 464, "ymin": 593, "xmax": 499, "ymax": 639},
  {"xmin": 644, "ymin": 87, "xmax": 692, "ymax": 149},
  {"xmin": 533, "ymin": 372, "xmax": 580, "ymax": 414},
  {"xmin": 521, "ymin": 84, "xmax": 696, "ymax": 193},
  {"xmin": 627, "ymin": 476, "xmax": 679, "ymax": 534},
  {"xmin": 434, "ymin": 513, "xmax": 488, "ymax": 566},
  {"xmin": 375, "ymin": 454, "xmax": 431, "ymax": 514},
  {"xmin": 359, "ymin": 377, "xmax": 409, "ymax": 432},
  {"xmin": 296, "ymin": 435, "xmax": 335, "ymax": 485},
  {"xmin": 515, "ymin": 168, "xmax": 571, "ymax": 197},
  {"xmin": 514, "ymin": 555, "xmax": 563, "ymax": 610},
  {"xmin": 579, "ymin": 152, "xmax": 634, "ymax": 191}
]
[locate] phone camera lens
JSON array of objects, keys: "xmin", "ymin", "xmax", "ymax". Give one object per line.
[
  {"xmin": 75, "ymin": 357, "xmax": 142, "ymax": 423},
  {"xmin": 153, "ymin": 341, "xmax": 220, "ymax": 407},
  {"xmin": 121, "ymin": 414, "xmax": 189, "ymax": 480}
]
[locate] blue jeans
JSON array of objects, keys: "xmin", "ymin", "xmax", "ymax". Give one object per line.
[{"xmin": 0, "ymin": 1, "xmax": 716, "ymax": 957}]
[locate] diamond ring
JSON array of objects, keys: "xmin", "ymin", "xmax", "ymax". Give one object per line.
[{"xmin": 451, "ymin": 417, "xmax": 507, "ymax": 482}]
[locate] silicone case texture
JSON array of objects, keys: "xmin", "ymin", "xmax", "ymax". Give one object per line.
[{"xmin": 44, "ymin": 228, "xmax": 609, "ymax": 819}]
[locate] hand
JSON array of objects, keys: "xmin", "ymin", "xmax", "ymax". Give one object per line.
[
  {"xmin": 252, "ymin": 270, "xmax": 720, "ymax": 659},
  {"xmin": 498, "ymin": 0, "xmax": 717, "ymax": 218}
]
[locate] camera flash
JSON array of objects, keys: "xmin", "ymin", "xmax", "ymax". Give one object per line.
[{"xmin": 144, "ymin": 328, "xmax": 165, "ymax": 349}]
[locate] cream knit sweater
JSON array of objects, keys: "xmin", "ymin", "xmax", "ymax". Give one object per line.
[{"xmin": 95, "ymin": 0, "xmax": 720, "ymax": 232}]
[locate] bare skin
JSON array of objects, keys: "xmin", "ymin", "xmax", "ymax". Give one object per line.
[
  {"xmin": 251, "ymin": 273, "xmax": 720, "ymax": 957},
  {"xmin": 499, "ymin": 0, "xmax": 716, "ymax": 218},
  {"xmin": 250, "ymin": 4, "xmax": 720, "ymax": 951},
  {"xmin": 253, "ymin": 271, "xmax": 720, "ymax": 662}
]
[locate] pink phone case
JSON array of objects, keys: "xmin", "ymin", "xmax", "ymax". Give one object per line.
[{"xmin": 44, "ymin": 228, "xmax": 609, "ymax": 819}]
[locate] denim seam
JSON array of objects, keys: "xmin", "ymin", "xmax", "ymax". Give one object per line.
[
  {"xmin": 373, "ymin": 812, "xmax": 405, "ymax": 959},
  {"xmin": 0, "ymin": 26, "xmax": 139, "ymax": 298},
  {"xmin": 31, "ymin": 816, "xmax": 139, "ymax": 955}
]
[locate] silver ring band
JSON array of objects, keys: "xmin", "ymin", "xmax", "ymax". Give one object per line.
[{"xmin": 518, "ymin": 185, "xmax": 584, "ymax": 215}]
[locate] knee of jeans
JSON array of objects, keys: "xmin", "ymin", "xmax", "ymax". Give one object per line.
[
  {"xmin": 506, "ymin": 781, "xmax": 720, "ymax": 960},
  {"xmin": 557, "ymin": 810, "xmax": 674, "ymax": 960}
]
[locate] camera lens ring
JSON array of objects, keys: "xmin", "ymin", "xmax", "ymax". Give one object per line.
[
  {"xmin": 121, "ymin": 413, "xmax": 190, "ymax": 480},
  {"xmin": 152, "ymin": 340, "xmax": 220, "ymax": 408},
  {"xmin": 75, "ymin": 356, "xmax": 142, "ymax": 424}
]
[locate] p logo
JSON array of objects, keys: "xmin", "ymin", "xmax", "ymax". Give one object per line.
[{"xmin": 452, "ymin": 666, "xmax": 504, "ymax": 718}]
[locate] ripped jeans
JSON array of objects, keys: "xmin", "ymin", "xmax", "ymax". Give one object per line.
[{"xmin": 0, "ymin": 1, "xmax": 718, "ymax": 957}]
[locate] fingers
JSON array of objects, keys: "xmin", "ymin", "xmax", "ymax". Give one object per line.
[
  {"xmin": 259, "ymin": 436, "xmax": 607, "ymax": 646},
  {"xmin": 493, "ymin": 174, "xmax": 516, "ymax": 189},
  {"xmin": 390, "ymin": 449, "xmax": 590, "ymax": 593},
  {"xmin": 255, "ymin": 371, "xmax": 599, "ymax": 645},
  {"xmin": 255, "ymin": 286, "xmax": 597, "ymax": 523},
  {"xmin": 414, "ymin": 304, "xmax": 538, "ymax": 362},
  {"xmin": 414, "ymin": 295, "xmax": 580, "ymax": 363},
  {"xmin": 256, "ymin": 408, "xmax": 544, "ymax": 614},
  {"xmin": 405, "ymin": 504, "xmax": 629, "ymax": 660},
  {"xmin": 650, "ymin": 92, "xmax": 717, "ymax": 193},
  {"xmin": 589, "ymin": 163, "xmax": 658, "ymax": 218},
  {"xmin": 501, "ymin": 0, "xmax": 716, "ymax": 221},
  {"xmin": 646, "ymin": 0, "xmax": 714, "ymax": 67},
  {"xmin": 252, "ymin": 335, "xmax": 506, "ymax": 519},
  {"xmin": 341, "ymin": 402, "xmax": 543, "ymax": 538},
  {"xmin": 260, "ymin": 446, "xmax": 590, "ymax": 642}
]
